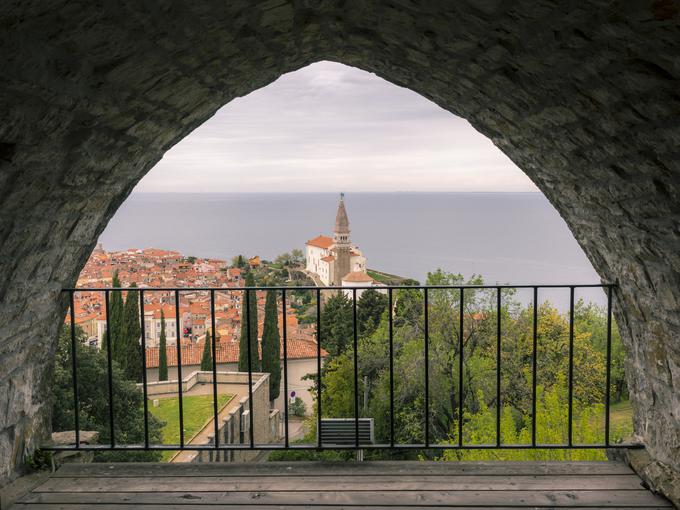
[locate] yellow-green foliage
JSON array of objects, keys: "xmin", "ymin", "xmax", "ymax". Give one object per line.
[{"xmin": 441, "ymin": 382, "xmax": 631, "ymax": 461}]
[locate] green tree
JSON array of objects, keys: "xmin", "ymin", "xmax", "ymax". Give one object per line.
[
  {"xmin": 200, "ymin": 329, "xmax": 213, "ymax": 371},
  {"xmin": 261, "ymin": 290, "xmax": 281, "ymax": 401},
  {"xmin": 357, "ymin": 289, "xmax": 387, "ymax": 337},
  {"xmin": 231, "ymin": 254, "xmax": 246, "ymax": 268},
  {"xmin": 320, "ymin": 293, "xmax": 353, "ymax": 358},
  {"xmin": 105, "ymin": 272, "xmax": 125, "ymax": 358},
  {"xmin": 52, "ymin": 325, "xmax": 162, "ymax": 461},
  {"xmin": 239, "ymin": 272, "xmax": 260, "ymax": 372},
  {"xmin": 158, "ymin": 309, "xmax": 168, "ymax": 381},
  {"xmin": 290, "ymin": 248, "xmax": 305, "ymax": 266},
  {"xmin": 121, "ymin": 283, "xmax": 142, "ymax": 382}
]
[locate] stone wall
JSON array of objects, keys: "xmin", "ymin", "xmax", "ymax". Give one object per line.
[{"xmin": 0, "ymin": 0, "xmax": 679, "ymax": 494}]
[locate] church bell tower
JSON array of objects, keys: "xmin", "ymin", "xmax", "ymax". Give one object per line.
[{"xmin": 332, "ymin": 193, "xmax": 351, "ymax": 285}]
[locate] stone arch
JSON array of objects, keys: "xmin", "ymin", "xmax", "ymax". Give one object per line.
[{"xmin": 1, "ymin": 1, "xmax": 679, "ymax": 483}]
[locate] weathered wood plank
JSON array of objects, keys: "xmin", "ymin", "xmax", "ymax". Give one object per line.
[
  {"xmin": 34, "ymin": 474, "xmax": 646, "ymax": 493},
  {"xmin": 20, "ymin": 489, "xmax": 672, "ymax": 507},
  {"xmin": 8, "ymin": 505, "xmax": 674, "ymax": 510},
  {"xmin": 53, "ymin": 461, "xmax": 635, "ymax": 477}
]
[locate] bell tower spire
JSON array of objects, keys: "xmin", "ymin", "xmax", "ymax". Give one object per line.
[{"xmin": 332, "ymin": 193, "xmax": 351, "ymax": 285}]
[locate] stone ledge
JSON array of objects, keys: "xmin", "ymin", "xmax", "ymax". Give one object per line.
[{"xmin": 609, "ymin": 446, "xmax": 680, "ymax": 508}]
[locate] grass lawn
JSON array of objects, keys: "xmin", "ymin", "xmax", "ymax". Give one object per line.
[
  {"xmin": 367, "ymin": 269, "xmax": 405, "ymax": 285},
  {"xmin": 149, "ymin": 393, "xmax": 233, "ymax": 461},
  {"xmin": 609, "ymin": 399, "xmax": 634, "ymax": 439}
]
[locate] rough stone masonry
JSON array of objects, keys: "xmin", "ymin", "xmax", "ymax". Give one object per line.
[{"xmin": 0, "ymin": 0, "xmax": 679, "ymax": 497}]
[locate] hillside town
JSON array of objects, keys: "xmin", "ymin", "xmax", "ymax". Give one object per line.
[
  {"xmin": 70, "ymin": 243, "xmax": 324, "ymax": 414},
  {"xmin": 68, "ymin": 194, "xmax": 382, "ymax": 418}
]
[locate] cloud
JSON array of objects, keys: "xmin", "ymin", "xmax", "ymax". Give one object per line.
[{"xmin": 135, "ymin": 61, "xmax": 538, "ymax": 193}]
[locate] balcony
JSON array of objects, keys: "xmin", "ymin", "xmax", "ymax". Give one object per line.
[{"xmin": 4, "ymin": 283, "xmax": 670, "ymax": 508}]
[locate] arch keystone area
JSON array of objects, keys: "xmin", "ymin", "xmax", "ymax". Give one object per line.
[{"xmin": 0, "ymin": 0, "xmax": 679, "ymax": 496}]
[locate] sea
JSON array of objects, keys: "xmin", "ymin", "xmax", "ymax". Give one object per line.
[{"xmin": 98, "ymin": 192, "xmax": 606, "ymax": 309}]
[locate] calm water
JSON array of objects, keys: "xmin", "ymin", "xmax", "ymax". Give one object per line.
[{"xmin": 99, "ymin": 192, "xmax": 605, "ymax": 308}]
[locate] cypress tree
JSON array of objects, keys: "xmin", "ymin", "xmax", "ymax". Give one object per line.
[
  {"xmin": 261, "ymin": 290, "xmax": 281, "ymax": 401},
  {"xmin": 238, "ymin": 272, "xmax": 260, "ymax": 373},
  {"xmin": 200, "ymin": 329, "xmax": 212, "ymax": 371},
  {"xmin": 107, "ymin": 272, "xmax": 125, "ymax": 359},
  {"xmin": 357, "ymin": 288, "xmax": 388, "ymax": 337},
  {"xmin": 122, "ymin": 283, "xmax": 142, "ymax": 382},
  {"xmin": 158, "ymin": 309, "xmax": 168, "ymax": 381}
]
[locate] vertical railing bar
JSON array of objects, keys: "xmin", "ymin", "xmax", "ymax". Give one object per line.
[
  {"xmin": 210, "ymin": 290, "xmax": 219, "ymax": 449},
  {"xmin": 568, "ymin": 286, "xmax": 575, "ymax": 447},
  {"xmin": 532, "ymin": 286, "xmax": 538, "ymax": 448},
  {"xmin": 353, "ymin": 288, "xmax": 359, "ymax": 449},
  {"xmin": 69, "ymin": 290, "xmax": 80, "ymax": 449},
  {"xmin": 458, "ymin": 287, "xmax": 464, "ymax": 448},
  {"xmin": 388, "ymin": 288, "xmax": 395, "ymax": 448},
  {"xmin": 316, "ymin": 288, "xmax": 322, "ymax": 448},
  {"xmin": 605, "ymin": 285, "xmax": 613, "ymax": 447},
  {"xmin": 496, "ymin": 287, "xmax": 502, "ymax": 447},
  {"xmin": 104, "ymin": 290, "xmax": 115, "ymax": 447},
  {"xmin": 424, "ymin": 288, "xmax": 430, "ymax": 448},
  {"xmin": 175, "ymin": 290, "xmax": 184, "ymax": 448},
  {"xmin": 282, "ymin": 289, "xmax": 289, "ymax": 448},
  {"xmin": 139, "ymin": 289, "xmax": 149, "ymax": 449},
  {"xmin": 245, "ymin": 288, "xmax": 255, "ymax": 448}
]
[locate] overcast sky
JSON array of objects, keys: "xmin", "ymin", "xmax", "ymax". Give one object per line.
[{"xmin": 135, "ymin": 61, "xmax": 538, "ymax": 193}]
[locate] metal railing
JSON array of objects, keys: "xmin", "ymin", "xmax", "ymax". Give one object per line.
[{"xmin": 50, "ymin": 283, "xmax": 641, "ymax": 453}]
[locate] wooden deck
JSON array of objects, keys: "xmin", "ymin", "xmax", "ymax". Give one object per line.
[{"xmin": 10, "ymin": 461, "xmax": 671, "ymax": 509}]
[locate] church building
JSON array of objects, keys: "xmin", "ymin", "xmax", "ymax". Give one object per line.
[{"xmin": 305, "ymin": 194, "xmax": 368, "ymax": 286}]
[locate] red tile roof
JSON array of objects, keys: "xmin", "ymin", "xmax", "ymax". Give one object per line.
[
  {"xmin": 342, "ymin": 271, "xmax": 374, "ymax": 283},
  {"xmin": 306, "ymin": 235, "xmax": 334, "ymax": 249},
  {"xmin": 145, "ymin": 336, "xmax": 327, "ymax": 368}
]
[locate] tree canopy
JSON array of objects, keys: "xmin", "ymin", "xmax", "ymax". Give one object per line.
[
  {"xmin": 261, "ymin": 290, "xmax": 281, "ymax": 401},
  {"xmin": 239, "ymin": 272, "xmax": 260, "ymax": 373},
  {"xmin": 52, "ymin": 325, "xmax": 163, "ymax": 461}
]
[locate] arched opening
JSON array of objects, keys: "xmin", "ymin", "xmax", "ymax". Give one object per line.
[
  {"xmin": 59, "ymin": 61, "xmax": 627, "ymax": 465},
  {"xmin": 1, "ymin": 2, "xmax": 678, "ymax": 500}
]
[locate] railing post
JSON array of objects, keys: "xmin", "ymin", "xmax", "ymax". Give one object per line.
[
  {"xmin": 210, "ymin": 290, "xmax": 219, "ymax": 448},
  {"xmin": 175, "ymin": 290, "xmax": 184, "ymax": 448},
  {"xmin": 316, "ymin": 288, "xmax": 322, "ymax": 448},
  {"xmin": 245, "ymin": 288, "xmax": 255, "ymax": 448},
  {"xmin": 458, "ymin": 287, "xmax": 464, "ymax": 448},
  {"xmin": 353, "ymin": 288, "xmax": 359, "ymax": 448},
  {"xmin": 605, "ymin": 285, "xmax": 613, "ymax": 447},
  {"xmin": 104, "ymin": 290, "xmax": 115, "ymax": 447},
  {"xmin": 69, "ymin": 290, "xmax": 80, "ymax": 449},
  {"xmin": 424, "ymin": 288, "xmax": 429, "ymax": 448},
  {"xmin": 388, "ymin": 288, "xmax": 394, "ymax": 448},
  {"xmin": 496, "ymin": 287, "xmax": 501, "ymax": 447},
  {"xmin": 139, "ymin": 288, "xmax": 149, "ymax": 449},
  {"xmin": 282, "ymin": 288, "xmax": 289, "ymax": 448},
  {"xmin": 532, "ymin": 286, "xmax": 538, "ymax": 448},
  {"xmin": 568, "ymin": 286, "xmax": 575, "ymax": 447}
]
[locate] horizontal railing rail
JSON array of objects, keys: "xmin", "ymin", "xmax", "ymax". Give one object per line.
[{"xmin": 50, "ymin": 283, "xmax": 642, "ymax": 453}]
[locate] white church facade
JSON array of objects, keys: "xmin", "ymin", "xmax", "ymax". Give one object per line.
[{"xmin": 305, "ymin": 194, "xmax": 371, "ymax": 288}]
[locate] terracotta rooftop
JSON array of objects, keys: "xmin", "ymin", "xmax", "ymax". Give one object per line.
[
  {"xmin": 145, "ymin": 336, "xmax": 328, "ymax": 368},
  {"xmin": 306, "ymin": 235, "xmax": 334, "ymax": 249},
  {"xmin": 342, "ymin": 271, "xmax": 374, "ymax": 283}
]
